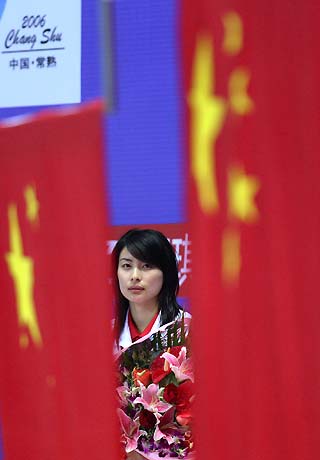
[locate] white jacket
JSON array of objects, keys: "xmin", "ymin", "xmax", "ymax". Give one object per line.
[{"xmin": 115, "ymin": 309, "xmax": 192, "ymax": 354}]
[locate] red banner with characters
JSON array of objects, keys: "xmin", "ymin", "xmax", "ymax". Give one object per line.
[
  {"xmin": 0, "ymin": 103, "xmax": 119, "ymax": 460},
  {"xmin": 182, "ymin": 1, "xmax": 320, "ymax": 460}
]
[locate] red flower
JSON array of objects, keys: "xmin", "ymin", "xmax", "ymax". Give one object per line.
[
  {"xmin": 163, "ymin": 381, "xmax": 194, "ymax": 426},
  {"xmin": 164, "ymin": 381, "xmax": 194, "ymax": 409},
  {"xmin": 176, "ymin": 410, "xmax": 192, "ymax": 426},
  {"xmin": 132, "ymin": 368, "xmax": 152, "ymax": 387},
  {"xmin": 139, "ymin": 409, "xmax": 157, "ymax": 429},
  {"xmin": 150, "ymin": 346, "xmax": 182, "ymax": 383},
  {"xmin": 163, "ymin": 383, "xmax": 179, "ymax": 404}
]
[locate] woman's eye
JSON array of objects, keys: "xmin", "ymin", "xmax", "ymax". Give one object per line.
[
  {"xmin": 121, "ymin": 263, "xmax": 131, "ymax": 269},
  {"xmin": 143, "ymin": 264, "xmax": 152, "ymax": 270}
]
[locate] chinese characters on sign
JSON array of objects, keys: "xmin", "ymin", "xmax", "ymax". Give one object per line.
[
  {"xmin": 171, "ymin": 234, "xmax": 192, "ymax": 286},
  {"xmin": 0, "ymin": 0, "xmax": 81, "ymax": 107},
  {"xmin": 9, "ymin": 55, "xmax": 57, "ymax": 70}
]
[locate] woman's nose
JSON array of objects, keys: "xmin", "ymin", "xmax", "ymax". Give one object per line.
[{"xmin": 131, "ymin": 267, "xmax": 141, "ymax": 280}]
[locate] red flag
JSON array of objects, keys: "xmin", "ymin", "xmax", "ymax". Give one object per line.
[
  {"xmin": 0, "ymin": 102, "xmax": 119, "ymax": 460},
  {"xmin": 182, "ymin": 2, "xmax": 320, "ymax": 460}
]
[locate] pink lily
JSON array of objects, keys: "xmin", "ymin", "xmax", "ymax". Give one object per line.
[
  {"xmin": 133, "ymin": 383, "xmax": 172, "ymax": 413},
  {"xmin": 117, "ymin": 384, "xmax": 131, "ymax": 407},
  {"xmin": 117, "ymin": 408, "xmax": 144, "ymax": 453},
  {"xmin": 154, "ymin": 406, "xmax": 179, "ymax": 445},
  {"xmin": 161, "ymin": 347, "xmax": 194, "ymax": 383}
]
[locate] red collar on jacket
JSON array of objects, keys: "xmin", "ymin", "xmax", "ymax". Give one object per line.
[{"xmin": 128, "ymin": 310, "xmax": 159, "ymax": 342}]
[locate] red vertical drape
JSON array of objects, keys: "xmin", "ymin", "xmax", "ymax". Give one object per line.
[
  {"xmin": 182, "ymin": 1, "xmax": 320, "ymax": 459},
  {"xmin": 0, "ymin": 102, "xmax": 119, "ymax": 460}
]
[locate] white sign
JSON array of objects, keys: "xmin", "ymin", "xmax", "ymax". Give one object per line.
[{"xmin": 0, "ymin": 0, "xmax": 81, "ymax": 108}]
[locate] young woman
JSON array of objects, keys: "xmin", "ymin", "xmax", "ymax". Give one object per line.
[
  {"xmin": 112, "ymin": 229, "xmax": 193, "ymax": 460},
  {"xmin": 112, "ymin": 228, "xmax": 191, "ymax": 350}
]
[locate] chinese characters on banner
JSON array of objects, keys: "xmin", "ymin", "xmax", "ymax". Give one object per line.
[
  {"xmin": 182, "ymin": 1, "xmax": 320, "ymax": 460},
  {"xmin": 0, "ymin": 102, "xmax": 119, "ymax": 460},
  {"xmin": 0, "ymin": 0, "xmax": 81, "ymax": 107}
]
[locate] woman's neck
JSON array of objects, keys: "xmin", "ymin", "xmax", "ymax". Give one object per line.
[{"xmin": 129, "ymin": 303, "xmax": 159, "ymax": 332}]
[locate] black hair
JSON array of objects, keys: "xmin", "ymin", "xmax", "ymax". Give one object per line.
[{"xmin": 112, "ymin": 228, "xmax": 181, "ymax": 340}]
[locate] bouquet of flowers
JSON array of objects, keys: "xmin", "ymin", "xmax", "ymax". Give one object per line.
[{"xmin": 116, "ymin": 316, "xmax": 194, "ymax": 460}]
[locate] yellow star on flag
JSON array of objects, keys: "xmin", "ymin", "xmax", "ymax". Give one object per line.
[
  {"xmin": 229, "ymin": 67, "xmax": 254, "ymax": 116},
  {"xmin": 228, "ymin": 165, "xmax": 260, "ymax": 222},
  {"xmin": 222, "ymin": 227, "xmax": 241, "ymax": 284},
  {"xmin": 189, "ymin": 35, "xmax": 228, "ymax": 214},
  {"xmin": 5, "ymin": 203, "xmax": 42, "ymax": 347},
  {"xmin": 24, "ymin": 184, "xmax": 40, "ymax": 224},
  {"xmin": 222, "ymin": 11, "xmax": 243, "ymax": 56}
]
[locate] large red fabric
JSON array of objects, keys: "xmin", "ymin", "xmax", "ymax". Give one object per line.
[
  {"xmin": 182, "ymin": 2, "xmax": 320, "ymax": 460},
  {"xmin": 0, "ymin": 103, "xmax": 119, "ymax": 460}
]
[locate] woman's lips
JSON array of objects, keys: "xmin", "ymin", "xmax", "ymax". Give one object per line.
[{"xmin": 128, "ymin": 286, "xmax": 144, "ymax": 291}]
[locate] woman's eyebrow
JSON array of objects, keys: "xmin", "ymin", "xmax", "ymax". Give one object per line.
[{"xmin": 119, "ymin": 257, "xmax": 133, "ymax": 262}]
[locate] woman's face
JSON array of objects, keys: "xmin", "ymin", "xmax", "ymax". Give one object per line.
[{"xmin": 117, "ymin": 247, "xmax": 164, "ymax": 309}]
